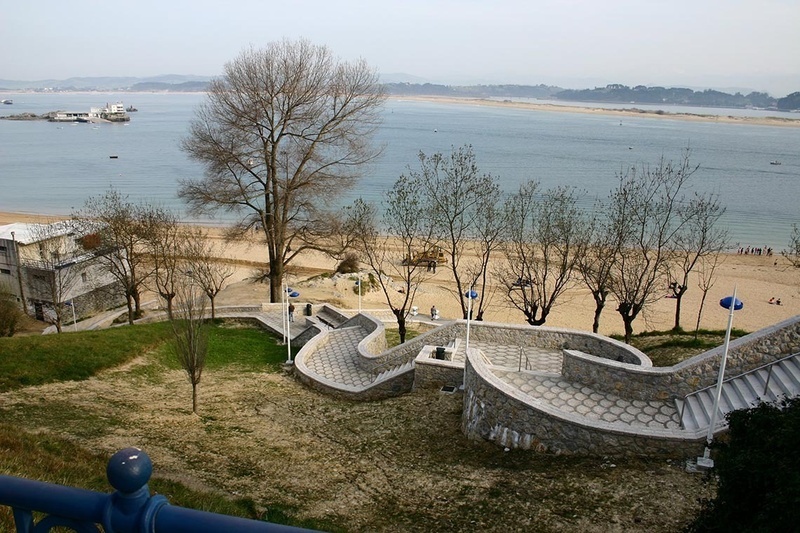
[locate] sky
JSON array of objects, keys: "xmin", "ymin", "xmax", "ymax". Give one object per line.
[{"xmin": 2, "ymin": 0, "xmax": 799, "ymax": 95}]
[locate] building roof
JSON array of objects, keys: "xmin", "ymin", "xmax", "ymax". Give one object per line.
[{"xmin": 0, "ymin": 221, "xmax": 73, "ymax": 245}]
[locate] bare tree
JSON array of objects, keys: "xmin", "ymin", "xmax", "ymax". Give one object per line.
[
  {"xmin": 666, "ymin": 192, "xmax": 728, "ymax": 331},
  {"xmin": 170, "ymin": 274, "xmax": 208, "ymax": 414},
  {"xmin": 183, "ymin": 228, "xmax": 235, "ymax": 320},
  {"xmin": 782, "ymin": 224, "xmax": 800, "ymax": 268},
  {"xmin": 414, "ymin": 145, "xmax": 503, "ymax": 319},
  {"xmin": 608, "ymin": 152, "xmax": 698, "ymax": 343},
  {"xmin": 695, "ymin": 252, "xmax": 725, "ymax": 338},
  {"xmin": 147, "ymin": 208, "xmax": 181, "ymax": 319},
  {"xmin": 577, "ymin": 206, "xmax": 619, "ymax": 333},
  {"xmin": 25, "ymin": 221, "xmax": 83, "ymax": 333},
  {"xmin": 179, "ymin": 39, "xmax": 386, "ymax": 303},
  {"xmin": 501, "ymin": 182, "xmax": 589, "ymax": 326},
  {"xmin": 347, "ymin": 175, "xmax": 435, "ymax": 343},
  {"xmin": 75, "ymin": 190, "xmax": 157, "ymax": 325},
  {"xmin": 465, "ymin": 188, "xmax": 508, "ymax": 321}
]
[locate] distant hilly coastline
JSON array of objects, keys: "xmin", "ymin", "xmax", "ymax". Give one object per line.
[{"xmin": 1, "ymin": 75, "xmax": 798, "ymax": 110}]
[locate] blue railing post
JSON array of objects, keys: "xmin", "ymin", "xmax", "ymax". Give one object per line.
[
  {"xmin": 0, "ymin": 447, "xmax": 317, "ymax": 532},
  {"xmin": 103, "ymin": 447, "xmax": 168, "ymax": 533}
]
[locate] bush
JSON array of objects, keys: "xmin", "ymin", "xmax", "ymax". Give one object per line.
[
  {"xmin": 0, "ymin": 285, "xmax": 23, "ymax": 337},
  {"xmin": 336, "ymin": 253, "xmax": 360, "ymax": 274},
  {"xmin": 687, "ymin": 397, "xmax": 800, "ymax": 532}
]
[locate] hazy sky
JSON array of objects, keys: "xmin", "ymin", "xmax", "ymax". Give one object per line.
[{"xmin": 3, "ymin": 0, "xmax": 798, "ymax": 95}]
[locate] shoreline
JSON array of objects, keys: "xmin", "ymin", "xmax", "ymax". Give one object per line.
[
  {"xmin": 2, "ymin": 210, "xmax": 797, "ymax": 337},
  {"xmin": 393, "ymin": 95, "xmax": 800, "ymax": 128}
]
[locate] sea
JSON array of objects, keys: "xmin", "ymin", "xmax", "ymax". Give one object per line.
[{"xmin": 0, "ymin": 92, "xmax": 798, "ymax": 250}]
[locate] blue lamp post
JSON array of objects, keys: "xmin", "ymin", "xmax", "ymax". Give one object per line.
[
  {"xmin": 285, "ymin": 287, "xmax": 299, "ymax": 364},
  {"xmin": 698, "ymin": 286, "xmax": 743, "ymax": 468},
  {"xmin": 465, "ymin": 288, "xmax": 479, "ymax": 353}
]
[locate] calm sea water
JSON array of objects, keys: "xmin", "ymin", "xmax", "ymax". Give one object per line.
[{"xmin": 0, "ymin": 92, "xmax": 798, "ymax": 249}]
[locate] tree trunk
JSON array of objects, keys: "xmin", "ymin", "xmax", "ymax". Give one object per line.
[
  {"xmin": 622, "ymin": 314, "xmax": 634, "ymax": 344},
  {"xmin": 210, "ymin": 296, "xmax": 216, "ymax": 320},
  {"xmin": 192, "ymin": 382, "xmax": 198, "ymax": 414},
  {"xmin": 394, "ymin": 309, "xmax": 407, "ymax": 344},
  {"xmin": 132, "ymin": 289, "xmax": 142, "ymax": 315},
  {"xmin": 126, "ymin": 295, "xmax": 135, "ymax": 325},
  {"xmin": 591, "ymin": 290, "xmax": 606, "ymax": 334},
  {"xmin": 269, "ymin": 258, "xmax": 283, "ymax": 303}
]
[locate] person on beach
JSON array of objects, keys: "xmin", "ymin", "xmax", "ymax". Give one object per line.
[
  {"xmin": 431, "ymin": 306, "xmax": 438, "ymax": 320},
  {"xmin": 288, "ymin": 303, "xmax": 295, "ymax": 322}
]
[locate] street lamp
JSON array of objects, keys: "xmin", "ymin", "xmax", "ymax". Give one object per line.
[
  {"xmin": 284, "ymin": 285, "xmax": 300, "ymax": 364},
  {"xmin": 464, "ymin": 287, "xmax": 479, "ymax": 353},
  {"xmin": 356, "ymin": 275, "xmax": 362, "ymax": 313},
  {"xmin": 697, "ymin": 286, "xmax": 743, "ymax": 469}
]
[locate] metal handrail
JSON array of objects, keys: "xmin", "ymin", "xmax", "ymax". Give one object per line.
[
  {"xmin": 679, "ymin": 352, "xmax": 800, "ymax": 425},
  {"xmin": 0, "ymin": 447, "xmax": 314, "ymax": 533},
  {"xmin": 518, "ymin": 346, "xmax": 532, "ymax": 372}
]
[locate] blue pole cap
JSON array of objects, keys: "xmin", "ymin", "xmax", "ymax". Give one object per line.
[
  {"xmin": 465, "ymin": 290, "xmax": 478, "ymax": 299},
  {"xmin": 289, "ymin": 291, "xmax": 300, "ymax": 298},
  {"xmin": 720, "ymin": 296, "xmax": 743, "ymax": 310}
]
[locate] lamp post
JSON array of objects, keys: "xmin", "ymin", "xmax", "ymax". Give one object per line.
[
  {"xmin": 464, "ymin": 287, "xmax": 478, "ymax": 353},
  {"xmin": 356, "ymin": 275, "xmax": 362, "ymax": 313},
  {"xmin": 697, "ymin": 286, "xmax": 743, "ymax": 469},
  {"xmin": 285, "ymin": 285, "xmax": 299, "ymax": 364}
]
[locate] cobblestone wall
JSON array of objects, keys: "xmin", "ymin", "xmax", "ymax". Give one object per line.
[
  {"xmin": 562, "ymin": 315, "xmax": 800, "ymax": 401},
  {"xmin": 413, "ymin": 348, "xmax": 464, "ymax": 389}
]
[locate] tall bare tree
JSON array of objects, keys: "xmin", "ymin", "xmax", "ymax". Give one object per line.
[
  {"xmin": 608, "ymin": 152, "xmax": 697, "ymax": 343},
  {"xmin": 414, "ymin": 145, "xmax": 503, "ymax": 319},
  {"xmin": 347, "ymin": 175, "xmax": 435, "ymax": 343},
  {"xmin": 183, "ymin": 228, "xmax": 235, "ymax": 320},
  {"xmin": 170, "ymin": 273, "xmax": 208, "ymax": 414},
  {"xmin": 501, "ymin": 182, "xmax": 589, "ymax": 326},
  {"xmin": 695, "ymin": 252, "xmax": 725, "ymax": 338},
  {"xmin": 666, "ymin": 192, "xmax": 728, "ymax": 330},
  {"xmin": 577, "ymin": 206, "xmax": 620, "ymax": 333},
  {"xmin": 179, "ymin": 39, "xmax": 386, "ymax": 303},
  {"xmin": 147, "ymin": 208, "xmax": 181, "ymax": 319},
  {"xmin": 75, "ymin": 190, "xmax": 157, "ymax": 325}
]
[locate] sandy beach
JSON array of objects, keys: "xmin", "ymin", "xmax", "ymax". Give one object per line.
[
  {"xmin": 395, "ymin": 95, "xmax": 800, "ymax": 128},
  {"xmin": 3, "ymin": 211, "xmax": 797, "ymax": 337}
]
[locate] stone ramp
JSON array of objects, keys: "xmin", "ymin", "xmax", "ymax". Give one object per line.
[{"xmin": 492, "ymin": 368, "xmax": 681, "ymax": 430}]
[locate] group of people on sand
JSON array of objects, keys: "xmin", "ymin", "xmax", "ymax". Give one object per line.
[
  {"xmin": 738, "ymin": 245, "xmax": 773, "ymax": 256},
  {"xmin": 769, "ymin": 297, "xmax": 782, "ymax": 305}
]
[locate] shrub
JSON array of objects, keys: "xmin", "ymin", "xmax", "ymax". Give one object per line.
[
  {"xmin": 336, "ymin": 253, "xmax": 360, "ymax": 274},
  {"xmin": 687, "ymin": 397, "xmax": 800, "ymax": 532},
  {"xmin": 0, "ymin": 285, "xmax": 23, "ymax": 337}
]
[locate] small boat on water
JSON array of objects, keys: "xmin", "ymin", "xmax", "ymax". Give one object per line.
[
  {"xmin": 126, "ymin": 105, "xmax": 138, "ymax": 112},
  {"xmin": 1, "ymin": 99, "xmax": 12, "ymax": 105},
  {"xmin": 109, "ymin": 155, "xmax": 119, "ymax": 159},
  {"xmin": 770, "ymin": 160, "xmax": 782, "ymax": 165}
]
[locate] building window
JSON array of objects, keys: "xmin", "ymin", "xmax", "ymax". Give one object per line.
[
  {"xmin": 0, "ymin": 245, "xmax": 7, "ymax": 253},
  {"xmin": 81, "ymin": 272, "xmax": 88, "ymax": 283},
  {"xmin": 0, "ymin": 268, "xmax": 10, "ymax": 275}
]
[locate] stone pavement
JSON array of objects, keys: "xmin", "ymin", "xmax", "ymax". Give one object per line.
[
  {"xmin": 303, "ymin": 326, "xmax": 375, "ymax": 387},
  {"xmin": 490, "ymin": 368, "xmax": 681, "ymax": 430}
]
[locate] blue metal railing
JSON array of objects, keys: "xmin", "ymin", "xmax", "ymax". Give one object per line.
[{"xmin": 0, "ymin": 447, "xmax": 316, "ymax": 533}]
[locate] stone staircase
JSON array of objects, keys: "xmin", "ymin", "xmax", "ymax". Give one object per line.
[
  {"xmin": 374, "ymin": 360, "xmax": 415, "ymax": 383},
  {"xmin": 676, "ymin": 353, "xmax": 800, "ymax": 431}
]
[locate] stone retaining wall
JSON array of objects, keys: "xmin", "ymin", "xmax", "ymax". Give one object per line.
[
  {"xmin": 461, "ymin": 352, "xmax": 705, "ymax": 457},
  {"xmin": 562, "ymin": 315, "xmax": 800, "ymax": 401},
  {"xmin": 413, "ymin": 347, "xmax": 464, "ymax": 389}
]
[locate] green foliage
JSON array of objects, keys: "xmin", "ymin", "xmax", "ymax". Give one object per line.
[
  {"xmin": 0, "ymin": 284, "xmax": 23, "ymax": 337},
  {"xmin": 0, "ymin": 321, "xmax": 289, "ymax": 393},
  {"xmin": 0, "ymin": 322, "xmax": 173, "ymax": 392},
  {"xmin": 335, "ymin": 252, "xmax": 360, "ymax": 274},
  {"xmin": 687, "ymin": 397, "xmax": 800, "ymax": 532}
]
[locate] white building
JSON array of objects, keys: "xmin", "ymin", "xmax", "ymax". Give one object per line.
[{"xmin": 0, "ymin": 221, "xmax": 121, "ymax": 324}]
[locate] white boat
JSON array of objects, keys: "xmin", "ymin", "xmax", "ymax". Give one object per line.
[
  {"xmin": 770, "ymin": 160, "xmax": 781, "ymax": 165},
  {"xmin": 1, "ymin": 99, "xmax": 12, "ymax": 105}
]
